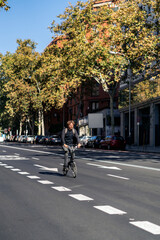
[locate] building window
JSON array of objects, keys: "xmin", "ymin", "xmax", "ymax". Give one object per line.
[
  {"xmin": 91, "ymin": 83, "xmax": 99, "ymax": 96},
  {"xmin": 92, "ymin": 102, "xmax": 99, "ymax": 111}
]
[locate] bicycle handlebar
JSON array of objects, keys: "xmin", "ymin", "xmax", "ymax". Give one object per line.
[{"xmin": 68, "ymin": 145, "xmax": 78, "ymax": 152}]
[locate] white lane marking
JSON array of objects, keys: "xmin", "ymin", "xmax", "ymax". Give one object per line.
[
  {"xmin": 87, "ymin": 163, "xmax": 121, "ymax": 170},
  {"xmin": 0, "ymin": 155, "xmax": 29, "ymax": 161},
  {"xmin": 27, "ymin": 176, "xmax": 40, "ymax": 179},
  {"xmin": 2, "ymin": 150, "xmax": 6, "ymax": 152},
  {"xmin": 0, "ymin": 163, "xmax": 7, "ymax": 166},
  {"xmin": 1, "ymin": 145, "xmax": 160, "ymax": 172},
  {"xmin": 51, "ymin": 186, "xmax": 72, "ymax": 192},
  {"xmin": 11, "ymin": 168, "xmax": 21, "ymax": 171},
  {"xmin": 37, "ymin": 180, "xmax": 54, "ymax": 185},
  {"xmin": 130, "ymin": 221, "xmax": 160, "ymax": 235},
  {"xmin": 100, "ymin": 155, "xmax": 121, "ymax": 159},
  {"xmin": 69, "ymin": 194, "xmax": 93, "ymax": 201},
  {"xmin": 18, "ymin": 172, "xmax": 30, "ymax": 175},
  {"xmin": 94, "ymin": 205, "xmax": 127, "ymax": 215},
  {"xmin": 34, "ymin": 164, "xmax": 58, "ymax": 172},
  {"xmin": 99, "ymin": 160, "xmax": 160, "ymax": 172},
  {"xmin": 4, "ymin": 166, "xmax": 13, "ymax": 169},
  {"xmin": 14, "ymin": 153, "xmax": 20, "ymax": 155},
  {"xmin": 0, "ymin": 145, "xmax": 63, "ymax": 157},
  {"xmin": 107, "ymin": 174, "xmax": 130, "ymax": 180},
  {"xmin": 32, "ymin": 157, "xmax": 40, "ymax": 160}
]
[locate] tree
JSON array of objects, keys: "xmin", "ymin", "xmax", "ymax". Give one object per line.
[
  {"xmin": 110, "ymin": 0, "xmax": 159, "ymax": 76},
  {"xmin": 0, "ymin": 40, "xmax": 41, "ymax": 135},
  {"xmin": 0, "ymin": 0, "xmax": 10, "ymax": 11},
  {"xmin": 49, "ymin": 0, "xmax": 127, "ymax": 134},
  {"xmin": 119, "ymin": 77, "xmax": 160, "ymax": 108},
  {"xmin": 49, "ymin": 0, "xmax": 159, "ymax": 134}
]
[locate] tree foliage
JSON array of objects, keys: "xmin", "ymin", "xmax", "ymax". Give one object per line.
[
  {"xmin": 48, "ymin": 0, "xmax": 159, "ymax": 133},
  {"xmin": 0, "ymin": 0, "xmax": 159, "ymax": 135},
  {"xmin": 119, "ymin": 77, "xmax": 160, "ymax": 108},
  {"xmin": 0, "ymin": 40, "xmax": 41, "ymax": 133},
  {"xmin": 0, "ymin": 0, "xmax": 10, "ymax": 11}
]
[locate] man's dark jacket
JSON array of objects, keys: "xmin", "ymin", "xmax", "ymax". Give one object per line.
[{"xmin": 61, "ymin": 128, "xmax": 80, "ymax": 146}]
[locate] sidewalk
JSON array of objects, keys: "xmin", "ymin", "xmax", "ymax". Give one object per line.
[{"xmin": 126, "ymin": 144, "xmax": 160, "ymax": 154}]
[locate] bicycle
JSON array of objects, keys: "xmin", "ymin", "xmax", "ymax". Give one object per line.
[{"xmin": 63, "ymin": 145, "xmax": 77, "ymax": 178}]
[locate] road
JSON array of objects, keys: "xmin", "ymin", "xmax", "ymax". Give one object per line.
[{"xmin": 0, "ymin": 142, "xmax": 160, "ymax": 240}]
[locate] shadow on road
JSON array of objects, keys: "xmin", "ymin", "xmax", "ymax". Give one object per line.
[{"xmin": 39, "ymin": 171, "xmax": 63, "ymax": 177}]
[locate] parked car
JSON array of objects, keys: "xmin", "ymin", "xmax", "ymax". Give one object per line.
[
  {"xmin": 39, "ymin": 136, "xmax": 50, "ymax": 144},
  {"xmin": 48, "ymin": 135, "xmax": 61, "ymax": 145},
  {"xmin": 34, "ymin": 135, "xmax": 44, "ymax": 144},
  {"xmin": 18, "ymin": 135, "xmax": 27, "ymax": 143},
  {"xmin": 26, "ymin": 135, "xmax": 34, "ymax": 143},
  {"xmin": 99, "ymin": 135, "xmax": 126, "ymax": 150},
  {"xmin": 87, "ymin": 136, "xmax": 102, "ymax": 148},
  {"xmin": 79, "ymin": 135, "xmax": 91, "ymax": 147}
]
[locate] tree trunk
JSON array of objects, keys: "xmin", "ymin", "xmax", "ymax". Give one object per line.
[
  {"xmin": 19, "ymin": 120, "xmax": 23, "ymax": 135},
  {"xmin": 109, "ymin": 94, "xmax": 114, "ymax": 135},
  {"xmin": 41, "ymin": 110, "xmax": 45, "ymax": 136},
  {"xmin": 28, "ymin": 119, "xmax": 34, "ymax": 135},
  {"xmin": 38, "ymin": 110, "xmax": 41, "ymax": 135}
]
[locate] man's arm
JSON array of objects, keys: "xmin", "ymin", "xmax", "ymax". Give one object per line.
[
  {"xmin": 75, "ymin": 129, "xmax": 81, "ymax": 148},
  {"xmin": 61, "ymin": 129, "xmax": 65, "ymax": 145}
]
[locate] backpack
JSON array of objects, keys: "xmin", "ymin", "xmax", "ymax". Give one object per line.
[{"xmin": 65, "ymin": 128, "xmax": 76, "ymax": 135}]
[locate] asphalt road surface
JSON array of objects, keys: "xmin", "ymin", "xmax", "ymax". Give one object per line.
[{"xmin": 0, "ymin": 142, "xmax": 160, "ymax": 240}]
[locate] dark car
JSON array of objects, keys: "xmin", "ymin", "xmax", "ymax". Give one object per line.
[
  {"xmin": 34, "ymin": 135, "xmax": 44, "ymax": 144},
  {"xmin": 48, "ymin": 135, "xmax": 61, "ymax": 145},
  {"xmin": 39, "ymin": 136, "xmax": 50, "ymax": 144},
  {"xmin": 87, "ymin": 136, "xmax": 102, "ymax": 148},
  {"xmin": 99, "ymin": 135, "xmax": 126, "ymax": 150}
]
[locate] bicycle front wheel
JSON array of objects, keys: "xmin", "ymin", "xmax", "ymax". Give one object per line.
[{"xmin": 71, "ymin": 162, "xmax": 77, "ymax": 178}]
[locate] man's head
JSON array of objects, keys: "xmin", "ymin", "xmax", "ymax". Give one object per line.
[{"xmin": 67, "ymin": 120, "xmax": 75, "ymax": 130}]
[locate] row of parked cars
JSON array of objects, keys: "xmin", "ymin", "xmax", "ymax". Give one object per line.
[
  {"xmin": 8, "ymin": 133, "xmax": 126, "ymax": 150},
  {"xmin": 80, "ymin": 135, "xmax": 126, "ymax": 150},
  {"xmin": 7, "ymin": 135, "xmax": 61, "ymax": 145}
]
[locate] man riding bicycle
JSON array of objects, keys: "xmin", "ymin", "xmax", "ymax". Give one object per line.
[{"xmin": 61, "ymin": 120, "xmax": 81, "ymax": 171}]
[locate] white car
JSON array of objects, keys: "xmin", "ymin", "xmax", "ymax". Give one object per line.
[
  {"xmin": 26, "ymin": 135, "xmax": 34, "ymax": 143},
  {"xmin": 79, "ymin": 136, "xmax": 91, "ymax": 146}
]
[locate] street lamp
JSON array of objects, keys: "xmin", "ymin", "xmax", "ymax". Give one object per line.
[{"xmin": 109, "ymin": 51, "xmax": 131, "ymax": 140}]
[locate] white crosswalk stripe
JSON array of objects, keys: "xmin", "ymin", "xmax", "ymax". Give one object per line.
[
  {"xmin": 18, "ymin": 172, "xmax": 30, "ymax": 175},
  {"xmin": 4, "ymin": 166, "xmax": 13, "ymax": 168},
  {"xmin": 0, "ymin": 163, "xmax": 7, "ymax": 166},
  {"xmin": 52, "ymin": 186, "xmax": 72, "ymax": 192},
  {"xmin": 69, "ymin": 194, "xmax": 93, "ymax": 201},
  {"xmin": 94, "ymin": 205, "xmax": 127, "ymax": 215},
  {"xmin": 130, "ymin": 221, "xmax": 160, "ymax": 235},
  {"xmin": 11, "ymin": 168, "xmax": 21, "ymax": 171},
  {"xmin": 27, "ymin": 176, "xmax": 40, "ymax": 179},
  {"xmin": 37, "ymin": 180, "xmax": 54, "ymax": 185}
]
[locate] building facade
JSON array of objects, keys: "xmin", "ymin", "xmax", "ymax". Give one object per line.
[{"xmin": 119, "ymin": 97, "xmax": 160, "ymax": 147}]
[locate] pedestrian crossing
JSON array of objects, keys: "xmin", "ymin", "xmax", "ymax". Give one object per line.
[
  {"xmin": 0, "ymin": 157, "xmax": 160, "ymax": 237},
  {"xmin": 94, "ymin": 205, "xmax": 127, "ymax": 215}
]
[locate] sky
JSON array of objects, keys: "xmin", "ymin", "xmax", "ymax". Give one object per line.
[{"xmin": 0, "ymin": 0, "xmax": 85, "ymax": 55}]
